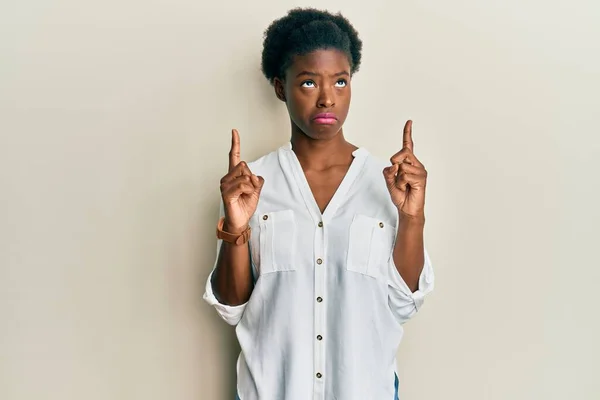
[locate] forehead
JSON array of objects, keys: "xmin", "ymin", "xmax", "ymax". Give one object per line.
[{"xmin": 286, "ymin": 49, "xmax": 351, "ymax": 77}]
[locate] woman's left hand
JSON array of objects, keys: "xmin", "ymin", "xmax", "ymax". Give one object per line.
[{"xmin": 383, "ymin": 120, "xmax": 428, "ymax": 220}]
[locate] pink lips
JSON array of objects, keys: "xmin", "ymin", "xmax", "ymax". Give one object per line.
[{"xmin": 313, "ymin": 113, "xmax": 338, "ymax": 125}]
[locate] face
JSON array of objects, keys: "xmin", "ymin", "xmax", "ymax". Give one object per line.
[{"xmin": 274, "ymin": 49, "xmax": 352, "ymax": 141}]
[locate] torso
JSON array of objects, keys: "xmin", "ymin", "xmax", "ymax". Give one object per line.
[{"xmin": 219, "ymin": 145, "xmax": 427, "ymax": 399}]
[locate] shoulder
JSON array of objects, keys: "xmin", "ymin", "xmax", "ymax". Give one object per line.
[
  {"xmin": 350, "ymin": 148, "xmax": 398, "ymax": 220},
  {"xmin": 355, "ymin": 148, "xmax": 392, "ymax": 198},
  {"xmin": 346, "ymin": 147, "xmax": 390, "ymax": 193},
  {"xmin": 359, "ymin": 148, "xmax": 390, "ymax": 175},
  {"xmin": 246, "ymin": 144, "xmax": 288, "ymax": 176}
]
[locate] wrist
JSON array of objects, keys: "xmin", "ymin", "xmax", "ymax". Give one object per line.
[
  {"xmin": 223, "ymin": 220, "xmax": 249, "ymax": 235},
  {"xmin": 397, "ymin": 209, "xmax": 426, "ymax": 227}
]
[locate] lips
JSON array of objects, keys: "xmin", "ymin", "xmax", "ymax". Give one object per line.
[{"xmin": 312, "ymin": 113, "xmax": 338, "ymax": 125}]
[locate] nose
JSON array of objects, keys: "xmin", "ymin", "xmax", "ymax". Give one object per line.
[{"xmin": 317, "ymin": 87, "xmax": 335, "ymax": 108}]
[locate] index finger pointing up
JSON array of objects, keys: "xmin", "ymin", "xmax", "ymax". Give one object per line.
[
  {"xmin": 229, "ymin": 129, "xmax": 241, "ymax": 172},
  {"xmin": 403, "ymin": 120, "xmax": 414, "ymax": 152}
]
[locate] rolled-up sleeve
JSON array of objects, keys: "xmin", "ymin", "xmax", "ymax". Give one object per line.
[
  {"xmin": 387, "ymin": 247, "xmax": 435, "ymax": 325},
  {"xmin": 203, "ymin": 265, "xmax": 248, "ymax": 326},
  {"xmin": 202, "ymin": 202, "xmax": 248, "ymax": 326}
]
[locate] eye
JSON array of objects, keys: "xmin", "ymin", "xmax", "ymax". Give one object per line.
[
  {"xmin": 301, "ymin": 80, "xmax": 315, "ymax": 88},
  {"xmin": 334, "ymin": 79, "xmax": 347, "ymax": 88}
]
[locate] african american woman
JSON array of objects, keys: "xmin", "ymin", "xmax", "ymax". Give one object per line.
[{"xmin": 204, "ymin": 8, "xmax": 435, "ymax": 400}]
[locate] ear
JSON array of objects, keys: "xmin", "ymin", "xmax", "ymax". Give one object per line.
[{"xmin": 273, "ymin": 77, "xmax": 286, "ymax": 102}]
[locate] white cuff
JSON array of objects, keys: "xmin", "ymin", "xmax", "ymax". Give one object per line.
[
  {"xmin": 203, "ymin": 268, "xmax": 248, "ymax": 326},
  {"xmin": 388, "ymin": 247, "xmax": 435, "ymax": 311}
]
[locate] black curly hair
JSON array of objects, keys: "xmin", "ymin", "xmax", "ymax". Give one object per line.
[{"xmin": 261, "ymin": 8, "xmax": 363, "ymax": 84}]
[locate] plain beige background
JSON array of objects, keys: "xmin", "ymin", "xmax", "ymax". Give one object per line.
[{"xmin": 1, "ymin": 1, "xmax": 599, "ymax": 399}]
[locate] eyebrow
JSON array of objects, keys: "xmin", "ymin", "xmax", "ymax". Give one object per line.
[{"xmin": 295, "ymin": 70, "xmax": 350, "ymax": 78}]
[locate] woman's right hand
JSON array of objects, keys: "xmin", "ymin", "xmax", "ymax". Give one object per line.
[{"xmin": 220, "ymin": 129, "xmax": 265, "ymax": 234}]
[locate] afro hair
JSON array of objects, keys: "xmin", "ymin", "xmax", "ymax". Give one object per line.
[{"xmin": 261, "ymin": 8, "xmax": 363, "ymax": 84}]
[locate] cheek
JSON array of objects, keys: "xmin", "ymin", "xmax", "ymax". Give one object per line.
[
  {"xmin": 284, "ymin": 97, "xmax": 309, "ymax": 129},
  {"xmin": 341, "ymin": 87, "xmax": 352, "ymax": 104},
  {"xmin": 288, "ymin": 92, "xmax": 313, "ymax": 116},
  {"xmin": 337, "ymin": 90, "xmax": 352, "ymax": 115}
]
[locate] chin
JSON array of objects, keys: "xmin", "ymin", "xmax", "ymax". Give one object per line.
[{"xmin": 307, "ymin": 124, "xmax": 342, "ymax": 139}]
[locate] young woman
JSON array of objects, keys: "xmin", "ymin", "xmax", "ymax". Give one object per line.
[{"xmin": 204, "ymin": 8, "xmax": 434, "ymax": 400}]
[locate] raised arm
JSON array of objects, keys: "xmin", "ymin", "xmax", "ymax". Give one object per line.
[{"xmin": 211, "ymin": 129, "xmax": 264, "ymax": 306}]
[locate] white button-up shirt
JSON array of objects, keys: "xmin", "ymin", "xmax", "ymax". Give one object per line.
[{"xmin": 204, "ymin": 143, "xmax": 434, "ymax": 400}]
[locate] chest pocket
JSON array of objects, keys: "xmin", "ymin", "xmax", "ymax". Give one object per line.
[
  {"xmin": 346, "ymin": 214, "xmax": 396, "ymax": 281},
  {"xmin": 250, "ymin": 209, "xmax": 297, "ymax": 275}
]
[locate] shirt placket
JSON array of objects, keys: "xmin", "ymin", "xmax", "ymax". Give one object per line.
[{"xmin": 313, "ymin": 218, "xmax": 326, "ymax": 400}]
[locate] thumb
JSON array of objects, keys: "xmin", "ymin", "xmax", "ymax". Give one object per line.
[
  {"xmin": 255, "ymin": 175, "xmax": 265, "ymax": 195},
  {"xmin": 383, "ymin": 165, "xmax": 398, "ymax": 188}
]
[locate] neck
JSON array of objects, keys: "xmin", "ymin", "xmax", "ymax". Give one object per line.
[{"xmin": 290, "ymin": 124, "xmax": 357, "ymax": 171}]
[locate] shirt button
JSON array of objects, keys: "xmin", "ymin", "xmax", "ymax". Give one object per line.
[
  {"xmin": 316, "ymin": 258, "xmax": 323, "ymax": 265},
  {"xmin": 316, "ymin": 372, "xmax": 322, "ymax": 379},
  {"xmin": 263, "ymin": 215, "xmax": 269, "ymax": 220},
  {"xmin": 379, "ymin": 222, "xmax": 384, "ymax": 228},
  {"xmin": 318, "ymin": 221, "xmax": 323, "ymax": 227},
  {"xmin": 316, "ymin": 297, "xmax": 323, "ymax": 303},
  {"xmin": 317, "ymin": 335, "xmax": 323, "ymax": 341}
]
